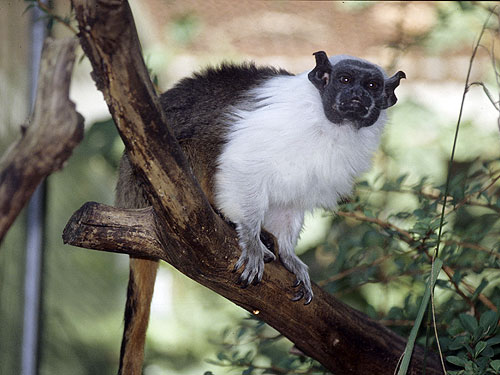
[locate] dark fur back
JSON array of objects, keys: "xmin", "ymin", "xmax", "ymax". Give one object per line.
[
  {"xmin": 159, "ymin": 63, "xmax": 292, "ymax": 203},
  {"xmin": 161, "ymin": 62, "xmax": 292, "ymax": 140}
]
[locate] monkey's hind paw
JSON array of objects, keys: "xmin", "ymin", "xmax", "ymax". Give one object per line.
[{"xmin": 291, "ymin": 278, "xmax": 313, "ymax": 305}]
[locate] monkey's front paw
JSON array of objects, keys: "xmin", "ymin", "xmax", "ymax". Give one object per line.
[{"xmin": 234, "ymin": 248, "xmax": 271, "ymax": 287}]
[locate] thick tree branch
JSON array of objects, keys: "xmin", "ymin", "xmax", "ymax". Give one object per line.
[
  {"xmin": 66, "ymin": 1, "xmax": 442, "ymax": 374},
  {"xmin": 0, "ymin": 37, "xmax": 83, "ymax": 243},
  {"xmin": 63, "ymin": 202, "xmax": 163, "ymax": 259}
]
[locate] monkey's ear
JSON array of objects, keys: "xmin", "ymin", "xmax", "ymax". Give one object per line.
[
  {"xmin": 381, "ymin": 71, "xmax": 406, "ymax": 109},
  {"xmin": 308, "ymin": 51, "xmax": 333, "ymax": 91}
]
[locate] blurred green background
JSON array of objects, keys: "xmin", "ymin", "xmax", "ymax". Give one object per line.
[{"xmin": 1, "ymin": 1, "xmax": 499, "ymax": 374}]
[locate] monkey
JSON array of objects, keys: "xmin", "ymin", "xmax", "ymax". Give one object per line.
[{"xmin": 115, "ymin": 51, "xmax": 405, "ymax": 374}]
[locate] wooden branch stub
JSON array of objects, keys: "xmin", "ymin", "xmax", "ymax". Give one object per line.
[
  {"xmin": 62, "ymin": 202, "xmax": 164, "ymax": 259},
  {"xmin": 0, "ymin": 37, "xmax": 84, "ymax": 243}
]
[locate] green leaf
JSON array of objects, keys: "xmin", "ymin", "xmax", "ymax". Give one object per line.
[
  {"xmin": 471, "ymin": 279, "xmax": 489, "ymax": 302},
  {"xmin": 448, "ymin": 318, "xmax": 466, "ymax": 336},
  {"xmin": 474, "ymin": 341, "xmax": 487, "ymax": 357},
  {"xmin": 413, "ymin": 208, "xmax": 428, "ymax": 219},
  {"xmin": 479, "ymin": 310, "xmax": 499, "ymax": 334},
  {"xmin": 481, "ymin": 345, "xmax": 495, "ymax": 358},
  {"xmin": 473, "ymin": 325, "xmax": 485, "ymax": 343},
  {"xmin": 449, "ymin": 336, "xmax": 467, "ymax": 350},
  {"xmin": 452, "ymin": 270, "xmax": 465, "ymax": 284},
  {"xmin": 475, "ymin": 356, "xmax": 490, "ymax": 370},
  {"xmin": 205, "ymin": 359, "xmax": 221, "ymax": 366},
  {"xmin": 396, "ymin": 174, "xmax": 408, "ymax": 186},
  {"xmin": 486, "ymin": 336, "xmax": 500, "ymax": 346},
  {"xmin": 216, "ymin": 352, "xmax": 228, "ymax": 361},
  {"xmin": 363, "ymin": 208, "xmax": 375, "ymax": 218},
  {"xmin": 243, "ymin": 350, "xmax": 254, "ymax": 362},
  {"xmin": 459, "ymin": 313, "xmax": 478, "ymax": 334},
  {"xmin": 395, "ymin": 211, "xmax": 412, "ymax": 219},
  {"xmin": 237, "ymin": 327, "xmax": 247, "ymax": 339},
  {"xmin": 447, "ymin": 355, "xmax": 467, "ymax": 367},
  {"xmin": 490, "ymin": 360, "xmax": 500, "ymax": 372}
]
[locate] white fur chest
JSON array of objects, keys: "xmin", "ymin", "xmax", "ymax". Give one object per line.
[{"xmin": 214, "ymin": 73, "xmax": 385, "ymax": 222}]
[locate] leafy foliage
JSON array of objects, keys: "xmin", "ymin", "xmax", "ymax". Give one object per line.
[
  {"xmin": 443, "ymin": 311, "xmax": 500, "ymax": 374},
  {"xmin": 206, "ymin": 316, "xmax": 327, "ymax": 375}
]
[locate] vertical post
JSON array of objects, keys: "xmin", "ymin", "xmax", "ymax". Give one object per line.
[{"xmin": 21, "ymin": 3, "xmax": 48, "ymax": 375}]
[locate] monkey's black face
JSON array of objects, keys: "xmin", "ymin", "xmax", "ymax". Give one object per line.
[
  {"xmin": 325, "ymin": 60, "xmax": 384, "ymax": 128},
  {"xmin": 308, "ymin": 52, "xmax": 406, "ymax": 129}
]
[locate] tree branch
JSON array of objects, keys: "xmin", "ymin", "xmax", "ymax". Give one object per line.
[
  {"xmin": 63, "ymin": 202, "xmax": 164, "ymax": 259},
  {"xmin": 0, "ymin": 37, "xmax": 83, "ymax": 243},
  {"xmin": 65, "ymin": 1, "xmax": 442, "ymax": 374}
]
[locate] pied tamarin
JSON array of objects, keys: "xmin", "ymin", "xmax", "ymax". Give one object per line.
[{"xmin": 115, "ymin": 51, "xmax": 405, "ymax": 374}]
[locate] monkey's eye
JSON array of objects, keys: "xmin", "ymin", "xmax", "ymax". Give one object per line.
[
  {"xmin": 339, "ymin": 75, "xmax": 351, "ymax": 84},
  {"xmin": 366, "ymin": 81, "xmax": 379, "ymax": 90}
]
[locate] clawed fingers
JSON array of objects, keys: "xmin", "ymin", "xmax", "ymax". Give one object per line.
[
  {"xmin": 234, "ymin": 252, "xmax": 265, "ymax": 288},
  {"xmin": 291, "ymin": 278, "xmax": 313, "ymax": 305},
  {"xmin": 233, "ymin": 257, "xmax": 246, "ymax": 272},
  {"xmin": 291, "ymin": 290, "xmax": 304, "ymax": 302},
  {"xmin": 233, "ymin": 250, "xmax": 314, "ymax": 305},
  {"xmin": 263, "ymin": 249, "xmax": 276, "ymax": 263}
]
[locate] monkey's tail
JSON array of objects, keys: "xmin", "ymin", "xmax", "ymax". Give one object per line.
[
  {"xmin": 116, "ymin": 154, "xmax": 158, "ymax": 374},
  {"xmin": 118, "ymin": 257, "xmax": 158, "ymax": 375}
]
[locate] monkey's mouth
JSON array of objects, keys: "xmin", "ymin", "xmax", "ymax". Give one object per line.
[{"xmin": 338, "ymin": 98, "xmax": 370, "ymax": 116}]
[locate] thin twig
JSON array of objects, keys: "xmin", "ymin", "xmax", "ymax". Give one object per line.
[
  {"xmin": 441, "ymin": 265, "xmax": 498, "ymax": 312},
  {"xmin": 443, "ymin": 240, "xmax": 500, "ymax": 260},
  {"xmin": 468, "ymin": 82, "xmax": 500, "ymax": 111},
  {"xmin": 318, "ymin": 254, "xmax": 392, "ymax": 287},
  {"xmin": 435, "ymin": 15, "xmax": 491, "ymax": 261},
  {"xmin": 334, "ymin": 270, "xmax": 426, "ymax": 298},
  {"xmin": 359, "ymin": 184, "xmax": 500, "ymax": 214},
  {"xmin": 438, "ymin": 262, "xmax": 475, "ymax": 310},
  {"xmin": 35, "ymin": 0, "xmax": 78, "ymax": 35},
  {"xmin": 337, "ymin": 211, "xmax": 413, "ymax": 241},
  {"xmin": 454, "ymin": 172, "xmax": 500, "ymax": 211}
]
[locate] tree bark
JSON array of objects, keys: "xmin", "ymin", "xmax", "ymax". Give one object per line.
[
  {"xmin": 66, "ymin": 1, "xmax": 443, "ymax": 374},
  {"xmin": 0, "ymin": 37, "xmax": 84, "ymax": 243}
]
